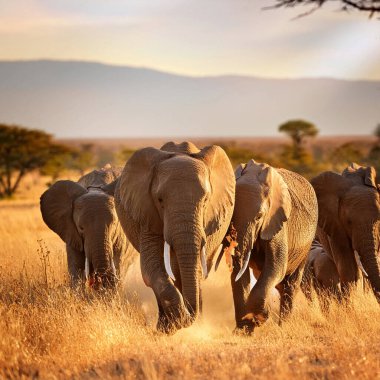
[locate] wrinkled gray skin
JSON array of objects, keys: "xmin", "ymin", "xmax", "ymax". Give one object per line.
[
  {"xmin": 301, "ymin": 240, "xmax": 341, "ymax": 303},
  {"xmin": 311, "ymin": 163, "xmax": 380, "ymax": 303},
  {"xmin": 231, "ymin": 160, "xmax": 318, "ymax": 333},
  {"xmin": 115, "ymin": 142, "xmax": 235, "ymax": 333},
  {"xmin": 40, "ymin": 167, "xmax": 133, "ymax": 289}
]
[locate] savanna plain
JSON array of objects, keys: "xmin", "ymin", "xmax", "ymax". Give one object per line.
[{"xmin": 1, "ymin": 158, "xmax": 380, "ymax": 380}]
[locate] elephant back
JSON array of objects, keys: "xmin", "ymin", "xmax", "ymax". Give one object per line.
[
  {"xmin": 277, "ymin": 168, "xmax": 318, "ymax": 221},
  {"xmin": 78, "ymin": 165, "xmax": 122, "ymax": 189}
]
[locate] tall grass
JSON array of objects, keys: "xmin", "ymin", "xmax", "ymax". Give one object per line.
[{"xmin": 0, "ymin": 191, "xmax": 379, "ymax": 379}]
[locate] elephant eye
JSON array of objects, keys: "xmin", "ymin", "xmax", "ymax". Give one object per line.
[{"xmin": 255, "ymin": 212, "xmax": 263, "ymax": 220}]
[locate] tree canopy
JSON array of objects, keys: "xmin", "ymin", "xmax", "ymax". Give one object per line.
[
  {"xmin": 270, "ymin": 0, "xmax": 380, "ymax": 16},
  {"xmin": 0, "ymin": 124, "xmax": 71, "ymax": 197},
  {"xmin": 279, "ymin": 120, "xmax": 319, "ymax": 146}
]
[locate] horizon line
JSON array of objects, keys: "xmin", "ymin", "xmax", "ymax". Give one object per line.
[{"xmin": 1, "ymin": 58, "xmax": 379, "ymax": 83}]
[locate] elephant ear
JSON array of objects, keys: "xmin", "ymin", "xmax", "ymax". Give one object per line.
[
  {"xmin": 311, "ymin": 171, "xmax": 351, "ymax": 237},
  {"xmin": 102, "ymin": 179, "xmax": 118, "ymax": 196},
  {"xmin": 259, "ymin": 166, "xmax": 291, "ymax": 240},
  {"xmin": 117, "ymin": 147, "xmax": 174, "ymax": 233},
  {"xmin": 161, "ymin": 141, "xmax": 200, "ymax": 154},
  {"xmin": 235, "ymin": 163, "xmax": 247, "ymax": 180},
  {"xmin": 342, "ymin": 163, "xmax": 377, "ymax": 188},
  {"xmin": 195, "ymin": 145, "xmax": 235, "ymax": 235},
  {"xmin": 40, "ymin": 180, "xmax": 87, "ymax": 251}
]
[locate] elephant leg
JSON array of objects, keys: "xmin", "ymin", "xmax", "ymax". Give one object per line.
[
  {"xmin": 278, "ymin": 261, "xmax": 305, "ymax": 324},
  {"xmin": 245, "ymin": 237, "xmax": 288, "ymax": 325},
  {"xmin": 66, "ymin": 244, "xmax": 85, "ymax": 288},
  {"xmin": 139, "ymin": 232, "xmax": 189, "ymax": 333},
  {"xmin": 231, "ymin": 253, "xmax": 254, "ymax": 334},
  {"xmin": 300, "ymin": 261, "xmax": 314, "ymax": 303},
  {"xmin": 328, "ymin": 237, "xmax": 358, "ymax": 299}
]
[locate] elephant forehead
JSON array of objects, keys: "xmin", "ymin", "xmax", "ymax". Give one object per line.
[
  {"xmin": 236, "ymin": 177, "xmax": 264, "ymax": 195},
  {"xmin": 75, "ymin": 192, "xmax": 115, "ymax": 210},
  {"xmin": 159, "ymin": 156, "xmax": 208, "ymax": 178}
]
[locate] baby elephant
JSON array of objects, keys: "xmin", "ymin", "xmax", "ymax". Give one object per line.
[
  {"xmin": 40, "ymin": 166, "xmax": 133, "ymax": 289},
  {"xmin": 302, "ymin": 239, "xmax": 368, "ymax": 305},
  {"xmin": 301, "ymin": 240, "xmax": 341, "ymax": 302},
  {"xmin": 230, "ymin": 160, "xmax": 318, "ymax": 333}
]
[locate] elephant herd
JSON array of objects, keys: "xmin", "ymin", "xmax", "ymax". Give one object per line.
[{"xmin": 40, "ymin": 142, "xmax": 380, "ymax": 335}]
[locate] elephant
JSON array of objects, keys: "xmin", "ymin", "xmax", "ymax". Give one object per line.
[
  {"xmin": 40, "ymin": 166, "xmax": 134, "ymax": 289},
  {"xmin": 229, "ymin": 160, "xmax": 318, "ymax": 333},
  {"xmin": 115, "ymin": 141, "xmax": 235, "ymax": 333},
  {"xmin": 310, "ymin": 163, "xmax": 380, "ymax": 302},
  {"xmin": 302, "ymin": 238, "xmax": 368, "ymax": 308},
  {"xmin": 301, "ymin": 239, "xmax": 341, "ymax": 303}
]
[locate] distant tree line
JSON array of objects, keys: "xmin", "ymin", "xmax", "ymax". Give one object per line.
[{"xmin": 1, "ymin": 122, "xmax": 380, "ymax": 198}]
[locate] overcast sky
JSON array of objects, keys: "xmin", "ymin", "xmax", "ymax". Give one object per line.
[{"xmin": 0, "ymin": 0, "xmax": 379, "ymax": 80}]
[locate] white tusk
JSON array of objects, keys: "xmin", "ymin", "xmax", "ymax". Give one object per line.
[
  {"xmin": 354, "ymin": 250, "xmax": 368, "ymax": 277},
  {"xmin": 85, "ymin": 256, "xmax": 90, "ymax": 279},
  {"xmin": 235, "ymin": 249, "xmax": 252, "ymax": 282},
  {"xmin": 111, "ymin": 259, "xmax": 119, "ymax": 280},
  {"xmin": 249, "ymin": 268, "xmax": 254, "ymax": 290},
  {"xmin": 214, "ymin": 244, "xmax": 224, "ymax": 271},
  {"xmin": 164, "ymin": 241, "xmax": 176, "ymax": 281},
  {"xmin": 201, "ymin": 245, "xmax": 208, "ymax": 279},
  {"xmin": 111, "ymin": 259, "xmax": 116, "ymax": 274}
]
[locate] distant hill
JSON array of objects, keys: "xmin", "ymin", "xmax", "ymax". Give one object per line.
[{"xmin": 0, "ymin": 60, "xmax": 379, "ymax": 138}]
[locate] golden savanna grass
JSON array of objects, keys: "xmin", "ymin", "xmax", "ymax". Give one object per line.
[{"xmin": 1, "ymin": 178, "xmax": 380, "ymax": 379}]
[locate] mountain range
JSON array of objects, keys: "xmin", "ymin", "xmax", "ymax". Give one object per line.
[{"xmin": 0, "ymin": 60, "xmax": 379, "ymax": 138}]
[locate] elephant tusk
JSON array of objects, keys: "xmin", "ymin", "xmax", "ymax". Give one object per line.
[
  {"xmin": 111, "ymin": 259, "xmax": 119, "ymax": 281},
  {"xmin": 214, "ymin": 244, "xmax": 224, "ymax": 272},
  {"xmin": 201, "ymin": 245, "xmax": 208, "ymax": 279},
  {"xmin": 235, "ymin": 249, "xmax": 252, "ymax": 282},
  {"xmin": 85, "ymin": 256, "xmax": 90, "ymax": 279},
  {"xmin": 164, "ymin": 241, "xmax": 176, "ymax": 281},
  {"xmin": 354, "ymin": 250, "xmax": 368, "ymax": 277}
]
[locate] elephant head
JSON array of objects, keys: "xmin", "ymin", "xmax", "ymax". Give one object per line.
[
  {"xmin": 40, "ymin": 176, "xmax": 120, "ymax": 289},
  {"xmin": 311, "ymin": 164, "xmax": 380, "ymax": 301},
  {"xmin": 233, "ymin": 160, "xmax": 291, "ymax": 280},
  {"xmin": 116, "ymin": 142, "xmax": 235, "ymax": 329}
]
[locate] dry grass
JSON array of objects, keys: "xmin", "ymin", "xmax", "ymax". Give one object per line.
[{"xmin": 0, "ymin": 183, "xmax": 379, "ymax": 379}]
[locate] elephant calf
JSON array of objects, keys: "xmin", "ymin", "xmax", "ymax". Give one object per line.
[
  {"xmin": 40, "ymin": 166, "xmax": 135, "ymax": 289},
  {"xmin": 301, "ymin": 239, "xmax": 341, "ymax": 302},
  {"xmin": 230, "ymin": 160, "xmax": 318, "ymax": 333}
]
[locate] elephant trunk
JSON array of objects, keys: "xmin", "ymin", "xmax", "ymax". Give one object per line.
[
  {"xmin": 174, "ymin": 239, "xmax": 201, "ymax": 322},
  {"xmin": 85, "ymin": 234, "xmax": 116, "ymax": 289},
  {"xmin": 359, "ymin": 236, "xmax": 380, "ymax": 302},
  {"xmin": 166, "ymin": 209, "xmax": 204, "ymax": 323}
]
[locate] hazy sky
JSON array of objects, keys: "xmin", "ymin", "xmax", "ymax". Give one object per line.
[{"xmin": 0, "ymin": 0, "xmax": 379, "ymax": 80}]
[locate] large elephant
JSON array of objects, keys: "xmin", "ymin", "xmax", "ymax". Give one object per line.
[
  {"xmin": 115, "ymin": 141, "xmax": 235, "ymax": 333},
  {"xmin": 311, "ymin": 163, "xmax": 380, "ymax": 302},
  {"xmin": 40, "ymin": 166, "xmax": 133, "ymax": 289},
  {"xmin": 230, "ymin": 160, "xmax": 318, "ymax": 333}
]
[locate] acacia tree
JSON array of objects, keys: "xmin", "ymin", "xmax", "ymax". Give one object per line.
[
  {"xmin": 279, "ymin": 119, "xmax": 318, "ymax": 153},
  {"xmin": 270, "ymin": 0, "xmax": 380, "ymax": 16},
  {"xmin": 0, "ymin": 124, "xmax": 71, "ymax": 198}
]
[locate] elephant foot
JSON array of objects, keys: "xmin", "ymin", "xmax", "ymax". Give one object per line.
[
  {"xmin": 242, "ymin": 310, "xmax": 269, "ymax": 327},
  {"xmin": 156, "ymin": 303, "xmax": 194, "ymax": 334},
  {"xmin": 233, "ymin": 322, "xmax": 254, "ymax": 336}
]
